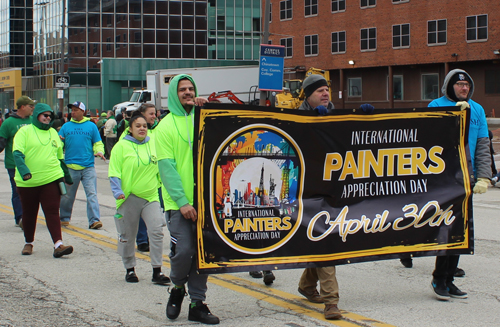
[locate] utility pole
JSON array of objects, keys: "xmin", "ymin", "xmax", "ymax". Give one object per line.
[
  {"xmin": 59, "ymin": 0, "xmax": 66, "ymax": 116},
  {"xmin": 259, "ymin": 0, "xmax": 271, "ymax": 106}
]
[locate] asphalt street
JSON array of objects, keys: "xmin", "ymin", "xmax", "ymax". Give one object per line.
[{"xmin": 0, "ymin": 156, "xmax": 499, "ymax": 327}]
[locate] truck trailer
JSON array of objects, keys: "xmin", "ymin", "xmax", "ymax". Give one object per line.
[{"xmin": 113, "ymin": 65, "xmax": 259, "ymax": 115}]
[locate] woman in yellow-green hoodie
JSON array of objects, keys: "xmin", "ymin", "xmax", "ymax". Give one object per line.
[
  {"xmin": 13, "ymin": 103, "xmax": 74, "ymax": 258},
  {"xmin": 108, "ymin": 111, "xmax": 170, "ymax": 285}
]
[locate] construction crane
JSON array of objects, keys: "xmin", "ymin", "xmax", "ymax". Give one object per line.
[{"xmin": 208, "ymin": 90, "xmax": 245, "ymax": 104}]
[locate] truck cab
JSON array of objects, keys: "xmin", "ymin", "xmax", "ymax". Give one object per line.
[{"xmin": 113, "ymin": 90, "xmax": 154, "ymax": 116}]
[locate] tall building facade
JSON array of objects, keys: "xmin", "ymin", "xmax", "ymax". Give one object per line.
[
  {"xmin": 0, "ymin": 0, "xmax": 262, "ymax": 112},
  {"xmin": 0, "ymin": 0, "xmax": 34, "ymax": 109},
  {"xmin": 0, "ymin": 0, "xmax": 34, "ymax": 75},
  {"xmin": 267, "ymin": 0, "xmax": 500, "ymax": 115}
]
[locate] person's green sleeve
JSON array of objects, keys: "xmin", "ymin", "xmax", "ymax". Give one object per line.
[
  {"xmin": 158, "ymin": 158, "xmax": 189, "ymax": 208},
  {"xmin": 59, "ymin": 159, "xmax": 73, "ymax": 184},
  {"xmin": 93, "ymin": 140, "xmax": 105, "ymax": 155},
  {"xmin": 0, "ymin": 136, "xmax": 6, "ymax": 153},
  {"xmin": 13, "ymin": 150, "xmax": 30, "ymax": 177}
]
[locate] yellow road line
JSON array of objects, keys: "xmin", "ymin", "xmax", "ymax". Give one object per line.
[{"xmin": 1, "ymin": 203, "xmax": 395, "ymax": 327}]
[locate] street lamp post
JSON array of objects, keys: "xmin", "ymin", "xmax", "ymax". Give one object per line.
[{"xmin": 59, "ymin": 0, "xmax": 66, "ymax": 117}]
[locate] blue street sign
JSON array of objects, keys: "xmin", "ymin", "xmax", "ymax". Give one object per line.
[{"xmin": 258, "ymin": 45, "xmax": 285, "ymax": 91}]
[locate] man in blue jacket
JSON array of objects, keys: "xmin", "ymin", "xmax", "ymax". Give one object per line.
[
  {"xmin": 59, "ymin": 101, "xmax": 106, "ymax": 229},
  {"xmin": 428, "ymin": 69, "xmax": 491, "ymax": 301}
]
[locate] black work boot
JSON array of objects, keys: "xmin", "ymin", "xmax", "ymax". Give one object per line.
[
  {"xmin": 188, "ymin": 300, "xmax": 220, "ymax": 325},
  {"xmin": 249, "ymin": 271, "xmax": 263, "ymax": 278},
  {"xmin": 166, "ymin": 286, "xmax": 186, "ymax": 319},
  {"xmin": 263, "ymin": 270, "xmax": 275, "ymax": 285},
  {"xmin": 400, "ymin": 257, "xmax": 413, "ymax": 268},
  {"xmin": 454, "ymin": 267, "xmax": 466, "ymax": 277}
]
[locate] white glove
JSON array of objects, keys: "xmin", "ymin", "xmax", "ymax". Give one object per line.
[
  {"xmin": 455, "ymin": 101, "xmax": 470, "ymax": 110},
  {"xmin": 473, "ymin": 178, "xmax": 489, "ymax": 194}
]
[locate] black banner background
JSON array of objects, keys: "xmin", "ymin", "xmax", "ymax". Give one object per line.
[{"xmin": 194, "ymin": 104, "xmax": 473, "ymax": 274}]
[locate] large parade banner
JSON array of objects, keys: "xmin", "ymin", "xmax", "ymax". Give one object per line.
[{"xmin": 194, "ymin": 104, "xmax": 473, "ymax": 274}]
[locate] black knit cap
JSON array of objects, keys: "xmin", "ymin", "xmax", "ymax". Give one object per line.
[
  {"xmin": 302, "ymin": 75, "xmax": 328, "ymax": 98},
  {"xmin": 447, "ymin": 72, "xmax": 472, "ymax": 102}
]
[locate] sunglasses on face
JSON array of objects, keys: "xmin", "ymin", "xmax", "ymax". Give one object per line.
[{"xmin": 42, "ymin": 114, "xmax": 51, "ymax": 118}]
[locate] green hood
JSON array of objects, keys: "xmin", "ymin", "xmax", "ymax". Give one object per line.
[
  {"xmin": 149, "ymin": 120, "xmax": 158, "ymax": 130},
  {"xmin": 32, "ymin": 103, "xmax": 54, "ymax": 130},
  {"xmin": 167, "ymin": 74, "xmax": 198, "ymax": 116},
  {"xmin": 70, "ymin": 116, "xmax": 91, "ymax": 123}
]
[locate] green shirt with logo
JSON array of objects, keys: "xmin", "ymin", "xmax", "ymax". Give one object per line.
[
  {"xmin": 0, "ymin": 115, "xmax": 32, "ymax": 169},
  {"xmin": 12, "ymin": 125, "xmax": 64, "ymax": 187}
]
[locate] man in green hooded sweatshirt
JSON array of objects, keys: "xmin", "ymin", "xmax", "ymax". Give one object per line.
[{"xmin": 155, "ymin": 75, "xmax": 219, "ymax": 325}]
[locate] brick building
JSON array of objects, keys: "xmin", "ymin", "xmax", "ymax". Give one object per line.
[
  {"xmin": 1, "ymin": 0, "xmax": 262, "ymax": 113},
  {"xmin": 267, "ymin": 0, "xmax": 500, "ymax": 115}
]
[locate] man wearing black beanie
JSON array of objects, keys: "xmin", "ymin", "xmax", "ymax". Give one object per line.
[
  {"xmin": 296, "ymin": 73, "xmax": 341, "ymax": 320},
  {"xmin": 298, "ymin": 74, "xmax": 334, "ymax": 115},
  {"xmin": 427, "ymin": 68, "xmax": 491, "ymax": 301}
]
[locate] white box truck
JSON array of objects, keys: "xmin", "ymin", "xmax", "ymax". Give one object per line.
[{"xmin": 113, "ymin": 65, "xmax": 259, "ymax": 115}]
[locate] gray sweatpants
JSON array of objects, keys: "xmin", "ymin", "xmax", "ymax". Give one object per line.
[
  {"xmin": 166, "ymin": 210, "xmax": 208, "ymax": 302},
  {"xmin": 115, "ymin": 194, "xmax": 165, "ymax": 269}
]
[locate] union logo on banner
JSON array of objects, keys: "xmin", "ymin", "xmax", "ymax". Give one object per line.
[{"xmin": 209, "ymin": 125, "xmax": 304, "ymax": 254}]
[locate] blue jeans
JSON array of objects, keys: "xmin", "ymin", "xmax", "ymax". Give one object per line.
[
  {"xmin": 60, "ymin": 167, "xmax": 100, "ymax": 226},
  {"xmin": 7, "ymin": 168, "xmax": 23, "ymax": 224},
  {"xmin": 136, "ymin": 217, "xmax": 149, "ymax": 245}
]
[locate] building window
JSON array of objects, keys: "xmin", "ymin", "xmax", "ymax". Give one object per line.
[
  {"xmin": 331, "ymin": 31, "xmax": 346, "ymax": 53},
  {"xmin": 392, "ymin": 0, "xmax": 409, "ymax": 3},
  {"xmin": 348, "ymin": 78, "xmax": 362, "ymax": 97},
  {"xmin": 428, "ymin": 19, "xmax": 447, "ymax": 45},
  {"xmin": 422, "ymin": 73, "xmax": 439, "ymax": 100},
  {"xmin": 393, "ymin": 75, "xmax": 403, "ymax": 100},
  {"xmin": 280, "ymin": 37, "xmax": 293, "ymax": 58},
  {"xmin": 361, "ymin": 28, "xmax": 376, "ymax": 51},
  {"xmin": 466, "ymin": 14, "xmax": 487, "ymax": 42},
  {"xmin": 106, "ymin": 37, "xmax": 111, "ymax": 52},
  {"xmin": 393, "ymin": 24, "xmax": 410, "ymax": 48},
  {"xmin": 360, "ymin": 0, "xmax": 376, "ymax": 8},
  {"xmin": 305, "ymin": 34, "xmax": 318, "ymax": 56},
  {"xmin": 134, "ymin": 32, "xmax": 141, "ymax": 43},
  {"xmin": 332, "ymin": 0, "xmax": 346, "ymax": 12},
  {"xmin": 269, "ymin": 3, "xmax": 272, "ymax": 22},
  {"xmin": 116, "ymin": 35, "xmax": 120, "ymax": 48},
  {"xmin": 280, "ymin": 0, "xmax": 292, "ymax": 20},
  {"xmin": 485, "ymin": 69, "xmax": 500, "ymax": 94},
  {"xmin": 305, "ymin": 0, "xmax": 318, "ymax": 17}
]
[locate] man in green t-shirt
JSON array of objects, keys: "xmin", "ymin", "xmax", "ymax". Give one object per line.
[
  {"xmin": 0, "ymin": 96, "xmax": 35, "ymax": 228},
  {"xmin": 156, "ymin": 75, "xmax": 219, "ymax": 325}
]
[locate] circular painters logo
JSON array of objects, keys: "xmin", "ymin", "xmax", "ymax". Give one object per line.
[{"xmin": 210, "ymin": 124, "xmax": 304, "ymax": 254}]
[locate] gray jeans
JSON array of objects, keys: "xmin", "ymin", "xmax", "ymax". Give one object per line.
[
  {"xmin": 166, "ymin": 210, "xmax": 208, "ymax": 302},
  {"xmin": 115, "ymin": 194, "xmax": 165, "ymax": 269}
]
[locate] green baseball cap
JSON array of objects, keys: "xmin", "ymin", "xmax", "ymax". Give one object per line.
[{"xmin": 16, "ymin": 96, "xmax": 36, "ymax": 108}]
